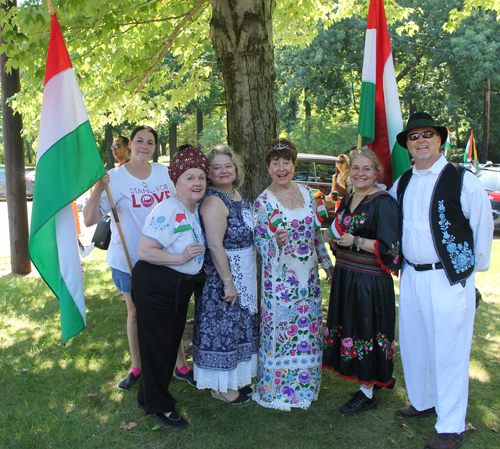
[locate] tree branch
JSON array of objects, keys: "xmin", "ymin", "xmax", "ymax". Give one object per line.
[
  {"xmin": 135, "ymin": 0, "xmax": 208, "ymax": 94},
  {"xmin": 396, "ymin": 48, "xmax": 427, "ymax": 83}
]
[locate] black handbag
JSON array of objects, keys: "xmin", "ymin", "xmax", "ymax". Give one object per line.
[{"xmin": 92, "ymin": 214, "xmax": 112, "ymax": 250}]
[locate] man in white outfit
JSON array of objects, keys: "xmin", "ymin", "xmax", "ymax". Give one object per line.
[{"xmin": 389, "ymin": 112, "xmax": 493, "ymax": 449}]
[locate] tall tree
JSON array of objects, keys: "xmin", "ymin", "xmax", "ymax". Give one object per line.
[{"xmin": 0, "ymin": 0, "xmax": 30, "ymax": 274}]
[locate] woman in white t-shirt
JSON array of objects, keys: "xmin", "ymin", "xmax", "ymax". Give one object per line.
[
  {"xmin": 132, "ymin": 147, "xmax": 210, "ymax": 429},
  {"xmin": 83, "ymin": 126, "xmax": 175, "ymax": 390}
]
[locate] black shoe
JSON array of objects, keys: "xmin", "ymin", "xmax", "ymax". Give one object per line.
[
  {"xmin": 340, "ymin": 390, "xmax": 377, "ymax": 415},
  {"xmin": 118, "ymin": 371, "xmax": 140, "ymax": 390},
  {"xmin": 154, "ymin": 411, "xmax": 189, "ymax": 429},
  {"xmin": 374, "ymin": 376, "xmax": 397, "ymax": 391},
  {"xmin": 173, "ymin": 368, "xmax": 196, "ymax": 387},
  {"xmin": 239, "ymin": 386, "xmax": 253, "ymax": 396}
]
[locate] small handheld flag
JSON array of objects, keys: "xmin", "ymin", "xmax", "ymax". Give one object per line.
[
  {"xmin": 314, "ymin": 200, "xmax": 328, "ymax": 228},
  {"xmin": 268, "ymin": 209, "xmax": 283, "ymax": 234},
  {"xmin": 174, "ymin": 213, "xmax": 192, "ymax": 233},
  {"xmin": 328, "ymin": 215, "xmax": 345, "ymax": 239}
]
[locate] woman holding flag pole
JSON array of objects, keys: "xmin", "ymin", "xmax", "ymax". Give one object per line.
[
  {"xmin": 252, "ymin": 138, "xmax": 333, "ymax": 410},
  {"xmin": 322, "ymin": 147, "xmax": 400, "ymax": 415},
  {"xmin": 83, "ymin": 126, "xmax": 176, "ymax": 390},
  {"xmin": 132, "ymin": 146, "xmax": 210, "ymax": 429}
]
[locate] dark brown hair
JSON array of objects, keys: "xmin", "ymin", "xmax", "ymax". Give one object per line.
[{"xmin": 264, "ymin": 138, "xmax": 297, "ymax": 167}]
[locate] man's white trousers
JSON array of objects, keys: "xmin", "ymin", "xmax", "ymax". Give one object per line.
[{"xmin": 399, "ymin": 265, "xmax": 475, "ymax": 434}]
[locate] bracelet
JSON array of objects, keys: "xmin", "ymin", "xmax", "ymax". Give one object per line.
[
  {"xmin": 221, "ymin": 277, "xmax": 233, "ymax": 284},
  {"xmin": 354, "ymin": 236, "xmax": 363, "ymax": 252}
]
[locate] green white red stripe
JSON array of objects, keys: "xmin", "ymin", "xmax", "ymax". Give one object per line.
[
  {"xmin": 463, "ymin": 130, "xmax": 474, "ymax": 163},
  {"xmin": 328, "ymin": 215, "xmax": 345, "ymax": 239},
  {"xmin": 269, "ymin": 209, "xmax": 283, "ymax": 234},
  {"xmin": 357, "ymin": 0, "xmax": 410, "ymax": 188},
  {"xmin": 444, "ymin": 127, "xmax": 451, "ymax": 159},
  {"xmin": 174, "ymin": 213, "xmax": 193, "ymax": 233},
  {"xmin": 314, "ymin": 200, "xmax": 327, "ymax": 229},
  {"xmin": 28, "ymin": 13, "xmax": 105, "ymax": 344}
]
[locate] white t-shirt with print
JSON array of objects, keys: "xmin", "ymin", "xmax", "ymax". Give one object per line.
[
  {"xmin": 99, "ymin": 163, "xmax": 176, "ymax": 273},
  {"xmin": 142, "ymin": 197, "xmax": 205, "ymax": 275}
]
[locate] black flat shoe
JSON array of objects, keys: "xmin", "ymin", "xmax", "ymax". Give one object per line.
[
  {"xmin": 154, "ymin": 411, "xmax": 189, "ymax": 429},
  {"xmin": 340, "ymin": 391, "xmax": 377, "ymax": 415},
  {"xmin": 211, "ymin": 390, "xmax": 250, "ymax": 404},
  {"xmin": 239, "ymin": 386, "xmax": 253, "ymax": 395},
  {"xmin": 374, "ymin": 376, "xmax": 397, "ymax": 391}
]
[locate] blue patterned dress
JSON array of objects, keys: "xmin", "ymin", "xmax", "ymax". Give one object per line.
[
  {"xmin": 252, "ymin": 184, "xmax": 332, "ymax": 410},
  {"xmin": 193, "ymin": 189, "xmax": 258, "ymax": 392}
]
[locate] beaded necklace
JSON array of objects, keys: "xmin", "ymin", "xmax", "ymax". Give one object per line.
[{"xmin": 208, "ymin": 186, "xmax": 237, "ymax": 199}]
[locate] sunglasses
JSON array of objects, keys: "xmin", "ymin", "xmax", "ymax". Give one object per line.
[
  {"xmin": 337, "ymin": 160, "xmax": 346, "ymax": 164},
  {"xmin": 407, "ymin": 131, "xmax": 436, "ymax": 141},
  {"xmin": 111, "ymin": 144, "xmax": 123, "ymax": 150}
]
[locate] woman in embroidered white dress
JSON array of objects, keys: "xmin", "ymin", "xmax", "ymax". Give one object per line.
[{"xmin": 252, "ymin": 138, "xmax": 333, "ymax": 411}]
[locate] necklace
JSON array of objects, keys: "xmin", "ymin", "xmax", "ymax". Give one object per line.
[
  {"xmin": 209, "ymin": 186, "xmax": 236, "ymax": 199},
  {"xmin": 142, "ymin": 181, "xmax": 147, "ymax": 188}
]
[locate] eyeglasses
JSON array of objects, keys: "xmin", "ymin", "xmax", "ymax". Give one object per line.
[
  {"xmin": 111, "ymin": 144, "xmax": 123, "ymax": 150},
  {"xmin": 407, "ymin": 131, "xmax": 436, "ymax": 141},
  {"xmin": 337, "ymin": 160, "xmax": 346, "ymax": 164}
]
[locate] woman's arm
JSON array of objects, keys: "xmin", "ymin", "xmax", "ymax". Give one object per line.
[
  {"xmin": 335, "ymin": 233, "xmax": 376, "ymax": 253},
  {"xmin": 83, "ymin": 174, "xmax": 109, "ymax": 227},
  {"xmin": 137, "ymin": 235, "xmax": 204, "ymax": 266},
  {"xmin": 200, "ymin": 196, "xmax": 238, "ymax": 306}
]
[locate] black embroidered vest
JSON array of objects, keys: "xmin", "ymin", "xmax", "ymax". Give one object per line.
[{"xmin": 397, "ymin": 163, "xmax": 474, "ymax": 286}]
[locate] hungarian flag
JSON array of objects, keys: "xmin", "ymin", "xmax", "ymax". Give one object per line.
[
  {"xmin": 444, "ymin": 127, "xmax": 451, "ymax": 159},
  {"xmin": 174, "ymin": 213, "xmax": 192, "ymax": 233},
  {"xmin": 29, "ymin": 13, "xmax": 105, "ymax": 344},
  {"xmin": 268, "ymin": 209, "xmax": 283, "ymax": 234},
  {"xmin": 314, "ymin": 200, "xmax": 328, "ymax": 229},
  {"xmin": 328, "ymin": 215, "xmax": 345, "ymax": 239},
  {"xmin": 357, "ymin": 0, "xmax": 410, "ymax": 188},
  {"xmin": 463, "ymin": 130, "xmax": 474, "ymax": 164}
]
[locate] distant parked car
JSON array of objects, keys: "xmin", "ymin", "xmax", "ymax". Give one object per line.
[
  {"xmin": 475, "ymin": 166, "xmax": 500, "ymax": 230},
  {"xmin": 293, "ymin": 153, "xmax": 339, "ymax": 227},
  {"xmin": 0, "ymin": 165, "xmax": 35, "ymax": 199}
]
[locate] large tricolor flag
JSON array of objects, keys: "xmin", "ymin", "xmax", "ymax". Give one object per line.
[
  {"xmin": 28, "ymin": 13, "xmax": 105, "ymax": 344},
  {"xmin": 444, "ymin": 127, "xmax": 451, "ymax": 159},
  {"xmin": 357, "ymin": 0, "xmax": 410, "ymax": 188}
]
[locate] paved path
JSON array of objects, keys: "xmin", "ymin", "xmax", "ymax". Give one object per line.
[{"xmin": 0, "ymin": 201, "xmax": 95, "ymax": 259}]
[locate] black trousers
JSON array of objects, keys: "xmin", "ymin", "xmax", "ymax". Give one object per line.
[{"xmin": 132, "ymin": 261, "xmax": 205, "ymax": 415}]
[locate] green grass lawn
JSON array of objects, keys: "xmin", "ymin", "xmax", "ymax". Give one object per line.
[{"xmin": 0, "ymin": 243, "xmax": 499, "ymax": 449}]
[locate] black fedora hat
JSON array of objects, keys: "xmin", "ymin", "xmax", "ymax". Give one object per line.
[{"xmin": 397, "ymin": 112, "xmax": 448, "ymax": 149}]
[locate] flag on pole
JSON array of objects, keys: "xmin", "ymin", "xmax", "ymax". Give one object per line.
[
  {"xmin": 28, "ymin": 13, "xmax": 105, "ymax": 344},
  {"xmin": 174, "ymin": 213, "xmax": 193, "ymax": 233},
  {"xmin": 444, "ymin": 127, "xmax": 451, "ymax": 159},
  {"xmin": 473, "ymin": 134, "xmax": 479, "ymax": 170},
  {"xmin": 268, "ymin": 209, "xmax": 283, "ymax": 234},
  {"xmin": 314, "ymin": 200, "xmax": 328, "ymax": 228},
  {"xmin": 357, "ymin": 0, "xmax": 410, "ymax": 188},
  {"xmin": 463, "ymin": 130, "xmax": 474, "ymax": 164}
]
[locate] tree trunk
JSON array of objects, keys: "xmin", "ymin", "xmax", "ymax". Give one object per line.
[
  {"xmin": 105, "ymin": 125, "xmax": 114, "ymax": 170},
  {"xmin": 210, "ymin": 0, "xmax": 278, "ymax": 201},
  {"xmin": 304, "ymin": 87, "xmax": 311, "ymax": 152},
  {"xmin": 482, "ymin": 77, "xmax": 490, "ymax": 164},
  {"xmin": 169, "ymin": 123, "xmax": 177, "ymax": 159},
  {"xmin": 197, "ymin": 106, "xmax": 203, "ymax": 148},
  {"xmin": 1, "ymin": 0, "xmax": 31, "ymax": 274}
]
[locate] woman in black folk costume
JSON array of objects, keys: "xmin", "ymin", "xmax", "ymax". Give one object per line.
[{"xmin": 322, "ymin": 148, "xmax": 400, "ymax": 415}]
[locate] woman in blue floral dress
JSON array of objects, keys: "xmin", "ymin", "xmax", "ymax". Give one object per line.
[
  {"xmin": 322, "ymin": 148, "xmax": 400, "ymax": 415},
  {"xmin": 193, "ymin": 146, "xmax": 258, "ymax": 404},
  {"xmin": 252, "ymin": 139, "xmax": 333, "ymax": 411}
]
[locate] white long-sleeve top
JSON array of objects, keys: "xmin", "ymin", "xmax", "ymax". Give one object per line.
[{"xmin": 389, "ymin": 156, "xmax": 493, "ymax": 272}]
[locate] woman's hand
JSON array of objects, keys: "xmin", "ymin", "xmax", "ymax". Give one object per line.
[
  {"xmin": 336, "ymin": 233, "xmax": 355, "ymax": 248},
  {"xmin": 94, "ymin": 173, "xmax": 110, "ymax": 192},
  {"xmin": 324, "ymin": 266, "xmax": 334, "ymax": 285},
  {"xmin": 221, "ymin": 279, "xmax": 238, "ymax": 307},
  {"xmin": 181, "ymin": 243, "xmax": 205, "ymax": 263},
  {"xmin": 322, "ymin": 229, "xmax": 334, "ymax": 243},
  {"xmin": 275, "ymin": 228, "xmax": 288, "ymax": 248}
]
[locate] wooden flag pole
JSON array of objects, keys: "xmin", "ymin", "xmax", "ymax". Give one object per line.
[
  {"xmin": 357, "ymin": 134, "xmax": 363, "ymax": 150},
  {"xmin": 46, "ymin": 0, "xmax": 55, "ymax": 15},
  {"xmin": 106, "ymin": 186, "xmax": 134, "ymax": 275}
]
